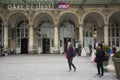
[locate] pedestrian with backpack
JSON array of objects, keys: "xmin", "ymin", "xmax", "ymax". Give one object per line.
[
  {"xmin": 65, "ymin": 42, "xmax": 76, "ymax": 72},
  {"xmin": 95, "ymin": 44, "xmax": 105, "ymax": 77}
]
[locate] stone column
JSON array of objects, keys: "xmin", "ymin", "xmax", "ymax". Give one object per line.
[
  {"xmin": 3, "ymin": 23, "xmax": 8, "ymax": 51},
  {"xmin": 28, "ymin": 23, "xmax": 34, "ymax": 54},
  {"xmin": 79, "ymin": 23, "xmax": 83, "ymax": 46},
  {"xmin": 104, "ymin": 23, "xmax": 109, "ymax": 45},
  {"xmin": 53, "ymin": 24, "xmax": 59, "ymax": 54}
]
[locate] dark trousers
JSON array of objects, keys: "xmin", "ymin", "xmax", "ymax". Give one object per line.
[
  {"xmin": 97, "ymin": 62, "xmax": 104, "ymax": 75},
  {"xmin": 89, "ymin": 48, "xmax": 92, "ymax": 56},
  {"xmin": 68, "ymin": 57, "xmax": 76, "ymax": 70}
]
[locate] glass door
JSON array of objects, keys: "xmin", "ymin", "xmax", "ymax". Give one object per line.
[
  {"xmin": 83, "ymin": 27, "xmax": 96, "ymax": 53},
  {"xmin": 16, "ymin": 20, "xmax": 28, "ymax": 54},
  {"xmin": 109, "ymin": 23, "xmax": 120, "ymax": 50},
  {"xmin": 0, "ymin": 21, "xmax": 3, "ymax": 53}
]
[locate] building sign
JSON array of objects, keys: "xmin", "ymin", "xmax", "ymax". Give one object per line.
[
  {"xmin": 58, "ymin": 2, "xmax": 70, "ymax": 9},
  {"xmin": 7, "ymin": 2, "xmax": 70, "ymax": 10},
  {"xmin": 7, "ymin": 3, "xmax": 55, "ymax": 10}
]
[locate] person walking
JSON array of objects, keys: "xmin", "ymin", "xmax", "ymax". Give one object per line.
[
  {"xmin": 95, "ymin": 44, "xmax": 105, "ymax": 77},
  {"xmin": 78, "ymin": 41, "xmax": 82, "ymax": 56},
  {"xmin": 88, "ymin": 41, "xmax": 92, "ymax": 56},
  {"xmin": 65, "ymin": 42, "xmax": 76, "ymax": 72}
]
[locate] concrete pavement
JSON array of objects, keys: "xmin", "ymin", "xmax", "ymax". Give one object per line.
[{"xmin": 0, "ymin": 54, "xmax": 117, "ymax": 80}]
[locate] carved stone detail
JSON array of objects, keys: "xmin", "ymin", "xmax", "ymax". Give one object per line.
[
  {"xmin": 27, "ymin": 10, "xmax": 35, "ymax": 17},
  {"xmin": 76, "ymin": 9, "xmax": 85, "ymax": 16}
]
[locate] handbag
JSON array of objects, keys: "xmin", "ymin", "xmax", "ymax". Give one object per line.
[{"xmin": 94, "ymin": 57, "xmax": 97, "ymax": 63}]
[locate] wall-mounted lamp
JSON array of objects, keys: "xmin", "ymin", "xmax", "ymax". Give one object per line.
[{"xmin": 93, "ymin": 30, "xmax": 97, "ymax": 38}]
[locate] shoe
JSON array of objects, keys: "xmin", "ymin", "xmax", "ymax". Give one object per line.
[
  {"xmin": 99, "ymin": 74, "xmax": 104, "ymax": 77},
  {"xmin": 74, "ymin": 68, "xmax": 76, "ymax": 72},
  {"xmin": 96, "ymin": 73, "xmax": 100, "ymax": 75}
]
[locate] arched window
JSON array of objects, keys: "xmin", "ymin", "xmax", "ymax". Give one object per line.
[
  {"xmin": 109, "ymin": 22, "xmax": 120, "ymax": 47},
  {"xmin": 0, "ymin": 20, "xmax": 3, "ymax": 47},
  {"xmin": 16, "ymin": 20, "xmax": 28, "ymax": 47}
]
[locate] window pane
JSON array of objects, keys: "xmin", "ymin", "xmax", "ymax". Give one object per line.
[
  {"xmin": 25, "ymin": 29, "xmax": 28, "ymax": 33},
  {"xmin": 17, "ymin": 33, "xmax": 20, "ymax": 37},
  {"xmin": 112, "ymin": 28, "xmax": 115, "ymax": 37},
  {"xmin": 17, "ymin": 38, "xmax": 20, "ymax": 46},
  {"xmin": 17, "ymin": 29, "xmax": 20, "ymax": 32},
  {"xmin": 112, "ymin": 38, "xmax": 115, "ymax": 46},
  {"xmin": 60, "ymin": 39, "xmax": 62, "ymax": 47},
  {"xmin": 90, "ymin": 32, "xmax": 92, "ymax": 37},
  {"xmin": 17, "ymin": 29, "xmax": 20, "ymax": 37},
  {"xmin": 38, "ymin": 39, "xmax": 41, "ymax": 47},
  {"xmin": 116, "ymin": 38, "xmax": 119, "ymax": 47},
  {"xmin": 108, "ymin": 28, "xmax": 110, "ymax": 37},
  {"xmin": 86, "ymin": 32, "xmax": 88, "ymax": 37},
  {"xmin": 52, "ymin": 39, "xmax": 54, "ymax": 47},
  {"xmin": 25, "ymin": 33, "xmax": 28, "ymax": 37},
  {"xmin": 21, "ymin": 32, "xmax": 24, "ymax": 37},
  {"xmin": 116, "ymin": 28, "xmax": 119, "ymax": 37}
]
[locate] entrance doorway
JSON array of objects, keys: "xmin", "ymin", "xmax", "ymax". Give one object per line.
[
  {"xmin": 64, "ymin": 38, "xmax": 69, "ymax": 46},
  {"xmin": 64, "ymin": 38, "xmax": 75, "ymax": 47},
  {"xmin": 83, "ymin": 27, "xmax": 96, "ymax": 54},
  {"xmin": 21, "ymin": 38, "xmax": 28, "ymax": 54},
  {"xmin": 84, "ymin": 37, "xmax": 94, "ymax": 53},
  {"xmin": 0, "ymin": 20, "xmax": 3, "ymax": 53},
  {"xmin": 42, "ymin": 38, "xmax": 50, "ymax": 53},
  {"xmin": 16, "ymin": 20, "xmax": 28, "ymax": 54}
]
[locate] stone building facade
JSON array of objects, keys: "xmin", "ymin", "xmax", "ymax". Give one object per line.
[{"xmin": 0, "ymin": 1, "xmax": 120, "ymax": 54}]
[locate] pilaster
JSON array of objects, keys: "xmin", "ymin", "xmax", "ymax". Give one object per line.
[
  {"xmin": 79, "ymin": 23, "xmax": 83, "ymax": 46},
  {"xmin": 104, "ymin": 23, "xmax": 109, "ymax": 45},
  {"xmin": 28, "ymin": 23, "xmax": 34, "ymax": 54},
  {"xmin": 53, "ymin": 23, "xmax": 59, "ymax": 54},
  {"xmin": 3, "ymin": 23, "xmax": 8, "ymax": 51}
]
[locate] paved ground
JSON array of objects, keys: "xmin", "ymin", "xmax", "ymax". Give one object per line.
[{"xmin": 0, "ymin": 54, "xmax": 117, "ymax": 80}]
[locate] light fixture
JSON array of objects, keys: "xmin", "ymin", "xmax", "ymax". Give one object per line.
[{"xmin": 93, "ymin": 30, "xmax": 97, "ymax": 38}]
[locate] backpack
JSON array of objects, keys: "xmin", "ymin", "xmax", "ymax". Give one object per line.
[
  {"xmin": 67, "ymin": 46, "xmax": 76, "ymax": 58},
  {"xmin": 103, "ymin": 51, "xmax": 109, "ymax": 61},
  {"xmin": 72, "ymin": 48, "xmax": 76, "ymax": 57},
  {"xmin": 103, "ymin": 53, "xmax": 109, "ymax": 61}
]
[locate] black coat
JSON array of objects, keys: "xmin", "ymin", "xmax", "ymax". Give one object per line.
[
  {"xmin": 65, "ymin": 46, "xmax": 74, "ymax": 58},
  {"xmin": 96, "ymin": 49, "xmax": 105, "ymax": 63}
]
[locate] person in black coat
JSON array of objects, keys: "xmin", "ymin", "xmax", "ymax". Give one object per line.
[
  {"xmin": 65, "ymin": 42, "xmax": 76, "ymax": 72},
  {"xmin": 95, "ymin": 44, "xmax": 105, "ymax": 77},
  {"xmin": 88, "ymin": 41, "xmax": 92, "ymax": 56}
]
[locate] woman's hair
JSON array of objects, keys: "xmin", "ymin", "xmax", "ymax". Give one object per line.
[{"xmin": 98, "ymin": 44, "xmax": 103, "ymax": 48}]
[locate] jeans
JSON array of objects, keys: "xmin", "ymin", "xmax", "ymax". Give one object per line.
[
  {"xmin": 97, "ymin": 62, "xmax": 104, "ymax": 75},
  {"xmin": 68, "ymin": 57, "xmax": 76, "ymax": 70}
]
